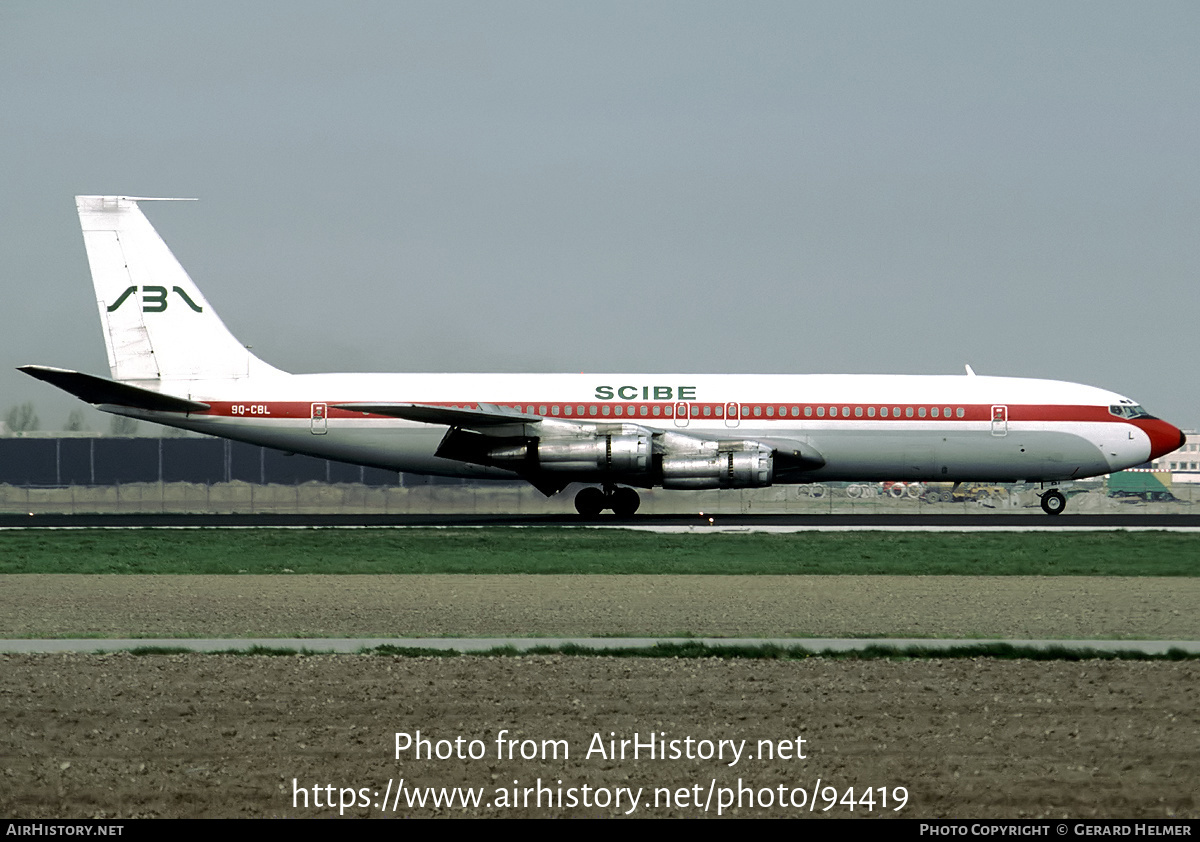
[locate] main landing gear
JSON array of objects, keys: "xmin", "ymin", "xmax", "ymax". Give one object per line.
[
  {"xmin": 575, "ymin": 485, "xmax": 641, "ymax": 518},
  {"xmin": 1039, "ymin": 488, "xmax": 1066, "ymax": 516}
]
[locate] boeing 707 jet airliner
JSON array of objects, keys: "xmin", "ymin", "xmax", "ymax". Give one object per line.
[{"xmin": 20, "ymin": 196, "xmax": 1186, "ymax": 516}]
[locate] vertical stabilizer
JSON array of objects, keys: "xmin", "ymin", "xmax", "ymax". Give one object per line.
[{"xmin": 76, "ymin": 196, "xmax": 283, "ymax": 384}]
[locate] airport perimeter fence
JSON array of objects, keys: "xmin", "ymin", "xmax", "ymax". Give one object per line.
[
  {"xmin": 0, "ymin": 435, "xmax": 1195, "ymax": 515},
  {"xmin": 0, "ymin": 435, "xmax": 411, "ymax": 487}
]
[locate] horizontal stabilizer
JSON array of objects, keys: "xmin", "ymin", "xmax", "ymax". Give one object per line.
[
  {"xmin": 17, "ymin": 365, "xmax": 210, "ymax": 413},
  {"xmin": 334, "ymin": 402, "xmax": 541, "ymax": 426}
]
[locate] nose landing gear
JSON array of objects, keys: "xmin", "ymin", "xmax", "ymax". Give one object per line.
[
  {"xmin": 574, "ymin": 485, "xmax": 641, "ymax": 518},
  {"xmin": 1039, "ymin": 488, "xmax": 1066, "ymax": 516}
]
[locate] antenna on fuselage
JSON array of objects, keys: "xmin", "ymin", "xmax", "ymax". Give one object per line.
[{"xmin": 964, "ymin": 364, "xmax": 977, "ymax": 376}]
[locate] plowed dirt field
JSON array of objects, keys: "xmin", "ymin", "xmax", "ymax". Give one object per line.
[{"xmin": 1, "ymin": 575, "xmax": 1196, "ymax": 819}]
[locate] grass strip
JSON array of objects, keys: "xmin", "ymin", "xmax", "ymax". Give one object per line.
[
  {"xmin": 112, "ymin": 642, "xmax": 1200, "ymax": 661},
  {"xmin": 1, "ymin": 527, "xmax": 1195, "ymax": 576}
]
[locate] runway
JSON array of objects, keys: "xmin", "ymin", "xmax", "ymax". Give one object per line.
[
  {"xmin": 3, "ymin": 637, "xmax": 1197, "ymax": 655},
  {"xmin": 1, "ymin": 512, "xmax": 1199, "ymax": 529}
]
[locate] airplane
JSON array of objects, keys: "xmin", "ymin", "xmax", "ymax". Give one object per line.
[{"xmin": 19, "ymin": 195, "xmax": 1187, "ymax": 517}]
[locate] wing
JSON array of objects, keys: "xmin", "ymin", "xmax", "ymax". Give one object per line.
[
  {"xmin": 334, "ymin": 401, "xmax": 824, "ymax": 495},
  {"xmin": 334, "ymin": 402, "xmax": 541, "ymax": 427}
]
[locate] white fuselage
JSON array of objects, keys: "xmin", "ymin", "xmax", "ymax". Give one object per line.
[{"xmin": 128, "ymin": 371, "xmax": 1160, "ymax": 485}]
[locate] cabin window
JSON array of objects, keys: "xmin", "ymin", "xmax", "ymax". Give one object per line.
[
  {"xmin": 855, "ymin": 406, "xmax": 863, "ymax": 417},
  {"xmin": 589, "ymin": 405, "xmax": 598, "ymax": 416},
  {"xmin": 805, "ymin": 406, "xmax": 812, "ymax": 417},
  {"xmin": 867, "ymin": 406, "xmax": 876, "ymax": 417},
  {"xmin": 944, "ymin": 407, "xmax": 952, "ymax": 418},
  {"xmin": 829, "ymin": 407, "xmax": 838, "ymax": 418},
  {"xmin": 880, "ymin": 407, "xmax": 888, "ymax": 418},
  {"xmin": 640, "ymin": 406, "xmax": 649, "ymax": 416},
  {"xmin": 665, "ymin": 406, "xmax": 673, "ymax": 417},
  {"xmin": 817, "ymin": 406, "xmax": 825, "ymax": 417},
  {"xmin": 766, "ymin": 406, "xmax": 774, "ymax": 417},
  {"xmin": 552, "ymin": 405, "xmax": 560, "ymax": 416},
  {"xmin": 703, "ymin": 405, "xmax": 712, "ymax": 417},
  {"xmin": 601, "ymin": 405, "xmax": 610, "ymax": 416},
  {"xmin": 930, "ymin": 407, "xmax": 939, "ymax": 418},
  {"xmin": 715, "ymin": 406, "xmax": 723, "ymax": 418},
  {"xmin": 918, "ymin": 407, "xmax": 927, "ymax": 418},
  {"xmin": 791, "ymin": 406, "xmax": 800, "ymax": 417},
  {"xmin": 905, "ymin": 407, "xmax": 914, "ymax": 418},
  {"xmin": 956, "ymin": 407, "xmax": 964, "ymax": 418},
  {"xmin": 652, "ymin": 406, "xmax": 661, "ymax": 416},
  {"xmin": 563, "ymin": 405, "xmax": 572, "ymax": 416},
  {"xmin": 753, "ymin": 406, "xmax": 762, "ymax": 417},
  {"xmin": 614, "ymin": 405, "xmax": 623, "ymax": 416}
]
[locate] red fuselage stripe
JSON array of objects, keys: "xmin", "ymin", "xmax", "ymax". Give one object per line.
[{"xmin": 198, "ymin": 401, "xmax": 1134, "ymax": 424}]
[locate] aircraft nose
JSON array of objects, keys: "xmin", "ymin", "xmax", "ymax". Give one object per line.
[{"xmin": 1137, "ymin": 418, "xmax": 1187, "ymax": 462}]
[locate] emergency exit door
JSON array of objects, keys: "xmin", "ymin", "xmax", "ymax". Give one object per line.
[
  {"xmin": 311, "ymin": 402, "xmax": 328, "ymax": 435},
  {"xmin": 990, "ymin": 405, "xmax": 1007, "ymax": 437}
]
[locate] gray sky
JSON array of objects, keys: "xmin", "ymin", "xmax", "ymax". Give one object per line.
[{"xmin": 3, "ymin": 1, "xmax": 1198, "ymax": 431}]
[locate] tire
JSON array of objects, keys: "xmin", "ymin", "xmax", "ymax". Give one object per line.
[
  {"xmin": 574, "ymin": 487, "xmax": 606, "ymax": 517},
  {"xmin": 1040, "ymin": 489, "xmax": 1066, "ymax": 516},
  {"xmin": 610, "ymin": 487, "xmax": 640, "ymax": 518}
]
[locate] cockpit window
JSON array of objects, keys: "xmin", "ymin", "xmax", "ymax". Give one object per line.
[{"xmin": 1109, "ymin": 404, "xmax": 1152, "ymax": 419}]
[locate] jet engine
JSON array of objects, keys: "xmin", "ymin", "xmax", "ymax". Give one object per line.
[
  {"xmin": 490, "ymin": 434, "xmax": 652, "ymax": 474},
  {"xmin": 661, "ymin": 447, "xmax": 774, "ymax": 489}
]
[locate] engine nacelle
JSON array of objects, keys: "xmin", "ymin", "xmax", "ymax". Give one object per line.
[
  {"xmin": 537, "ymin": 434, "xmax": 651, "ymax": 473},
  {"xmin": 491, "ymin": 434, "xmax": 651, "ymax": 474},
  {"xmin": 661, "ymin": 448, "xmax": 774, "ymax": 489}
]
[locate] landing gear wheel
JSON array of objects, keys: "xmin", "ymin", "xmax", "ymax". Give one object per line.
[
  {"xmin": 1040, "ymin": 489, "xmax": 1066, "ymax": 516},
  {"xmin": 574, "ymin": 486, "xmax": 605, "ymax": 517},
  {"xmin": 610, "ymin": 487, "xmax": 641, "ymax": 518}
]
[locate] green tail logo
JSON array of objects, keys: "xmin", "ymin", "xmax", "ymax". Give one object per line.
[{"xmin": 107, "ymin": 286, "xmax": 204, "ymax": 313}]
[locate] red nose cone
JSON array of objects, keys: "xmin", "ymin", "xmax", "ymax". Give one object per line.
[{"xmin": 1135, "ymin": 419, "xmax": 1187, "ymax": 461}]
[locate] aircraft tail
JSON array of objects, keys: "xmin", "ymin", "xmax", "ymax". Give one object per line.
[{"xmin": 76, "ymin": 195, "xmax": 284, "ymax": 384}]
